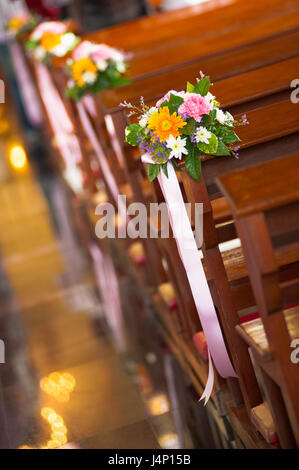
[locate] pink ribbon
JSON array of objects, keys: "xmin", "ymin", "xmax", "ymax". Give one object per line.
[
  {"xmin": 89, "ymin": 242, "xmax": 126, "ymax": 352},
  {"xmin": 157, "ymin": 161, "xmax": 237, "ymax": 404},
  {"xmin": 77, "ymin": 99, "xmax": 127, "ymax": 220},
  {"xmin": 35, "ymin": 63, "xmax": 82, "ymax": 169},
  {"xmin": 9, "ymin": 42, "xmax": 43, "ymax": 127}
]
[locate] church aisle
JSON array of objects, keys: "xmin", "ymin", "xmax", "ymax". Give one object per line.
[{"xmin": 0, "ymin": 164, "xmax": 161, "ymax": 449}]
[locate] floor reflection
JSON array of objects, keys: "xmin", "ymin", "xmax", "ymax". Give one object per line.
[{"xmin": 0, "ymin": 154, "xmax": 196, "ymax": 449}]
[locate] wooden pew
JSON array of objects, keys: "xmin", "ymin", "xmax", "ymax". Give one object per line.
[
  {"xmin": 216, "ymin": 153, "xmax": 299, "ymax": 448},
  {"xmin": 84, "ymin": 0, "xmax": 299, "ymax": 52}
]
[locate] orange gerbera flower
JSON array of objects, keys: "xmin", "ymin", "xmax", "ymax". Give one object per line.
[
  {"xmin": 148, "ymin": 106, "xmax": 186, "ymax": 142},
  {"xmin": 41, "ymin": 32, "xmax": 62, "ymax": 51},
  {"xmin": 72, "ymin": 58, "xmax": 98, "ymax": 87}
]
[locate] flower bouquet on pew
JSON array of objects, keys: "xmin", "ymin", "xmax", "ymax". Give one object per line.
[
  {"xmin": 123, "ymin": 73, "xmax": 248, "ymax": 182},
  {"xmin": 26, "ymin": 21, "xmax": 80, "ymax": 63},
  {"xmin": 66, "ymin": 41, "xmax": 130, "ymax": 101},
  {"xmin": 6, "ymin": 13, "xmax": 39, "ymax": 39}
]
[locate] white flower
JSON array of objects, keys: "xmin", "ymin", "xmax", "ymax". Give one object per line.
[
  {"xmin": 206, "ymin": 92, "xmax": 215, "ymax": 104},
  {"xmin": 110, "ymin": 50, "xmax": 125, "ymax": 62},
  {"xmin": 166, "ymin": 135, "xmax": 188, "ymax": 160},
  {"xmin": 138, "ymin": 107, "xmax": 156, "ymax": 128},
  {"xmin": 216, "ymin": 109, "xmax": 234, "ymax": 125},
  {"xmin": 33, "ymin": 46, "xmax": 46, "ymax": 61},
  {"xmin": 125, "ymin": 128, "xmax": 130, "ymax": 137},
  {"xmin": 194, "ymin": 126, "xmax": 212, "ymax": 145},
  {"xmin": 215, "ymin": 109, "xmax": 226, "ymax": 124},
  {"xmin": 60, "ymin": 32, "xmax": 78, "ymax": 49},
  {"xmin": 139, "ymin": 115, "xmax": 148, "ymax": 128},
  {"xmin": 116, "ymin": 61, "xmax": 126, "ymax": 73},
  {"xmin": 82, "ymin": 71, "xmax": 97, "ymax": 85},
  {"xmin": 51, "ymin": 44, "xmax": 67, "ymax": 57},
  {"xmin": 95, "ymin": 59, "xmax": 108, "ymax": 71}
]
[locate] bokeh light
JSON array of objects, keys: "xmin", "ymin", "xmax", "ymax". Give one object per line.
[{"xmin": 9, "ymin": 144, "xmax": 27, "ymax": 170}]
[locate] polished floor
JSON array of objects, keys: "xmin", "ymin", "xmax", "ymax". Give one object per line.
[{"xmin": 0, "ymin": 163, "xmax": 192, "ymax": 449}]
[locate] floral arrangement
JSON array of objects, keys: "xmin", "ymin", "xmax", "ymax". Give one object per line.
[
  {"xmin": 6, "ymin": 13, "xmax": 39, "ymax": 38},
  {"xmin": 123, "ymin": 73, "xmax": 248, "ymax": 182},
  {"xmin": 65, "ymin": 41, "xmax": 130, "ymax": 101},
  {"xmin": 26, "ymin": 21, "xmax": 79, "ymax": 63}
]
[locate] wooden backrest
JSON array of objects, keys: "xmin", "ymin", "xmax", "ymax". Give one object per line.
[
  {"xmin": 216, "ymin": 153, "xmax": 299, "ymax": 445},
  {"xmin": 84, "ymin": 0, "xmax": 298, "ymax": 51}
]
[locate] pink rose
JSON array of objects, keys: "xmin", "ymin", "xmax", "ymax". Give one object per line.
[
  {"xmin": 91, "ymin": 44, "xmax": 114, "ymax": 62},
  {"xmin": 31, "ymin": 21, "xmax": 67, "ymax": 40},
  {"xmin": 178, "ymin": 93, "xmax": 212, "ymax": 121},
  {"xmin": 72, "ymin": 41, "xmax": 94, "ymax": 60}
]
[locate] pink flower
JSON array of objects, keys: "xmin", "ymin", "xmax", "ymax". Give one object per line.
[
  {"xmin": 31, "ymin": 21, "xmax": 67, "ymax": 40},
  {"xmin": 72, "ymin": 40, "xmax": 93, "ymax": 60},
  {"xmin": 178, "ymin": 93, "xmax": 212, "ymax": 121},
  {"xmin": 91, "ymin": 44, "xmax": 114, "ymax": 62},
  {"xmin": 156, "ymin": 90, "xmax": 185, "ymax": 108}
]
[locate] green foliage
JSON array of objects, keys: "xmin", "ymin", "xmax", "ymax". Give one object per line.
[
  {"xmin": 185, "ymin": 141, "xmax": 202, "ymax": 181},
  {"xmin": 167, "ymin": 93, "xmax": 184, "ymax": 114},
  {"xmin": 125, "ymin": 124, "xmax": 141, "ymax": 146},
  {"xmin": 197, "ymin": 133, "xmax": 218, "ymax": 155},
  {"xmin": 214, "ymin": 141, "xmax": 231, "ymax": 156},
  {"xmin": 194, "ymin": 76, "xmax": 210, "ymax": 96},
  {"xmin": 148, "ymin": 163, "xmax": 161, "ymax": 182}
]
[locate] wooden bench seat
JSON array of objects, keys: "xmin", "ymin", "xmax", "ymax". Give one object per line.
[{"xmin": 236, "ymin": 305, "xmax": 299, "ymax": 360}]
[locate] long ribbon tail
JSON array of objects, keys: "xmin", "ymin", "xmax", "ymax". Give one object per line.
[
  {"xmin": 35, "ymin": 63, "xmax": 82, "ymax": 168},
  {"xmin": 156, "ymin": 161, "xmax": 237, "ymax": 403},
  {"xmin": 199, "ymin": 351, "xmax": 214, "ymax": 405},
  {"xmin": 9, "ymin": 42, "xmax": 43, "ymax": 127},
  {"xmin": 76, "ymin": 100, "xmax": 128, "ymax": 221}
]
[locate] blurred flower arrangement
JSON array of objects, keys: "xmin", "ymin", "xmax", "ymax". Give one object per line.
[
  {"xmin": 66, "ymin": 41, "xmax": 130, "ymax": 101},
  {"xmin": 26, "ymin": 21, "xmax": 79, "ymax": 63},
  {"xmin": 123, "ymin": 73, "xmax": 248, "ymax": 182},
  {"xmin": 6, "ymin": 13, "xmax": 39, "ymax": 38}
]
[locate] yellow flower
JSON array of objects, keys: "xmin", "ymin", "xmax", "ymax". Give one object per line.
[
  {"xmin": 148, "ymin": 106, "xmax": 186, "ymax": 141},
  {"xmin": 71, "ymin": 58, "xmax": 98, "ymax": 87},
  {"xmin": 8, "ymin": 17, "xmax": 23, "ymax": 32},
  {"xmin": 41, "ymin": 32, "xmax": 62, "ymax": 51}
]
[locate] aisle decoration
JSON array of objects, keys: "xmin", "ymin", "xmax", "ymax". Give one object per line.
[
  {"xmin": 123, "ymin": 73, "xmax": 246, "ymax": 182},
  {"xmin": 6, "ymin": 13, "xmax": 39, "ymax": 38},
  {"xmin": 123, "ymin": 74, "xmax": 249, "ymax": 403},
  {"xmin": 26, "ymin": 21, "xmax": 79, "ymax": 63},
  {"xmin": 66, "ymin": 41, "xmax": 130, "ymax": 101}
]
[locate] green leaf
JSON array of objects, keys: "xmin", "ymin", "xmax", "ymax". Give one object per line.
[
  {"xmin": 25, "ymin": 39, "xmax": 39, "ymax": 50},
  {"xmin": 125, "ymin": 123, "xmax": 141, "ymax": 146},
  {"xmin": 186, "ymin": 81, "xmax": 195, "ymax": 92},
  {"xmin": 185, "ymin": 142, "xmax": 202, "ymax": 181},
  {"xmin": 168, "ymin": 93, "xmax": 184, "ymax": 114},
  {"xmin": 162, "ymin": 163, "xmax": 168, "ymax": 178},
  {"xmin": 215, "ymin": 141, "xmax": 231, "ymax": 156},
  {"xmin": 182, "ymin": 118, "xmax": 196, "ymax": 135},
  {"xmin": 148, "ymin": 164, "xmax": 161, "ymax": 182},
  {"xmin": 215, "ymin": 128, "xmax": 240, "ymax": 144},
  {"xmin": 194, "ymin": 76, "xmax": 210, "ymax": 96},
  {"xmin": 197, "ymin": 133, "xmax": 218, "ymax": 154}
]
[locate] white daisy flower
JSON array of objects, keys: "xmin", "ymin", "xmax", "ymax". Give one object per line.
[
  {"xmin": 60, "ymin": 32, "xmax": 78, "ymax": 49},
  {"xmin": 116, "ymin": 62, "xmax": 126, "ymax": 73},
  {"xmin": 51, "ymin": 44, "xmax": 67, "ymax": 57},
  {"xmin": 138, "ymin": 107, "xmax": 156, "ymax": 128},
  {"xmin": 216, "ymin": 109, "xmax": 234, "ymax": 125},
  {"xmin": 95, "ymin": 60, "xmax": 108, "ymax": 71},
  {"xmin": 166, "ymin": 135, "xmax": 188, "ymax": 160},
  {"xmin": 83, "ymin": 71, "xmax": 97, "ymax": 85},
  {"xmin": 194, "ymin": 127, "xmax": 212, "ymax": 145}
]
